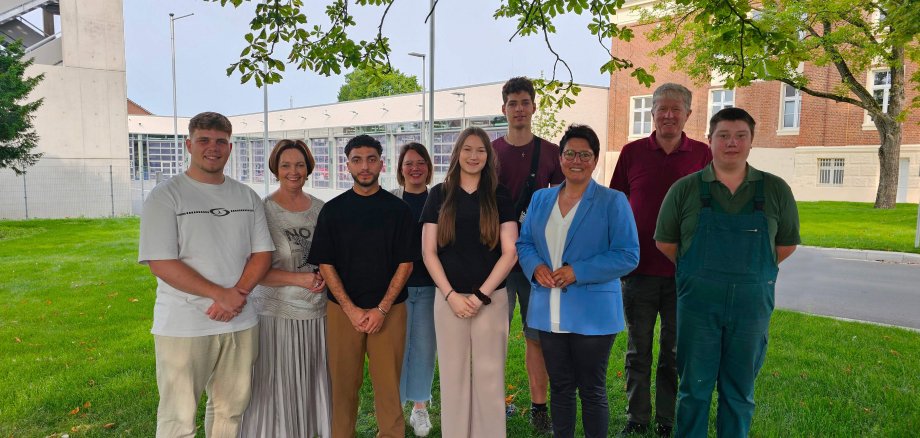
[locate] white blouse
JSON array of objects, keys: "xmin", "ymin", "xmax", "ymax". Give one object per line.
[{"xmin": 544, "ymin": 196, "xmax": 580, "ymax": 333}]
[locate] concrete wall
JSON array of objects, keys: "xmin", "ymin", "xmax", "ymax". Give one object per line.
[
  {"xmin": 0, "ymin": 0, "xmax": 130, "ymax": 219},
  {"xmin": 788, "ymin": 145, "xmax": 920, "ymax": 203}
]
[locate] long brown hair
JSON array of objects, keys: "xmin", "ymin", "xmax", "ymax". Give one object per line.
[{"xmin": 437, "ymin": 127, "xmax": 500, "ymax": 249}]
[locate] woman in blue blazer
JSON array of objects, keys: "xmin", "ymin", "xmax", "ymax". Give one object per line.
[{"xmin": 516, "ymin": 124, "xmax": 640, "ymax": 438}]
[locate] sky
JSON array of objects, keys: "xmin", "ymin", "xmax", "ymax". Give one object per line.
[{"xmin": 124, "ymin": 0, "xmax": 614, "ymax": 117}]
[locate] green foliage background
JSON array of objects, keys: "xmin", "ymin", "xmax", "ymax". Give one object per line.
[
  {"xmin": 0, "ymin": 40, "xmax": 44, "ymax": 174},
  {"xmin": 337, "ymin": 65, "xmax": 421, "ymax": 102}
]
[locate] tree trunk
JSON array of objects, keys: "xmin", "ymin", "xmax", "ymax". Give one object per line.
[{"xmin": 873, "ymin": 118, "xmax": 902, "ymax": 209}]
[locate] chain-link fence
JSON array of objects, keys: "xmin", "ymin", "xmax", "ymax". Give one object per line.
[
  {"xmin": 0, "ymin": 165, "xmax": 133, "ymax": 220},
  {"xmin": 1, "ymin": 163, "xmax": 418, "ymax": 220}
]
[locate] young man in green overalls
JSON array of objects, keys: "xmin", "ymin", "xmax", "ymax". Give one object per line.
[{"xmin": 654, "ymin": 107, "xmax": 800, "ymax": 437}]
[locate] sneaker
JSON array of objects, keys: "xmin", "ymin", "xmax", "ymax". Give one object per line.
[
  {"xmin": 530, "ymin": 408, "xmax": 552, "ymax": 434},
  {"xmin": 619, "ymin": 421, "xmax": 649, "ymax": 436},
  {"xmin": 409, "ymin": 408, "xmax": 431, "ymax": 437},
  {"xmin": 655, "ymin": 424, "xmax": 673, "ymax": 437}
]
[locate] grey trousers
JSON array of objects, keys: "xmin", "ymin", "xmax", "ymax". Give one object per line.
[{"xmin": 621, "ymin": 275, "xmax": 678, "ymax": 427}]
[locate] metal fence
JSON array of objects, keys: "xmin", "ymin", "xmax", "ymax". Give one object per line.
[
  {"xmin": 0, "ymin": 165, "xmax": 134, "ymax": 220},
  {"xmin": 1, "ymin": 164, "xmax": 421, "ymax": 220}
]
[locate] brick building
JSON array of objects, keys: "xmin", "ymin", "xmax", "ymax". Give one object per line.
[{"xmin": 603, "ymin": 0, "xmax": 920, "ymax": 203}]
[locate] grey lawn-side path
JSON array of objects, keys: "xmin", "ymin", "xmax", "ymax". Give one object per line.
[{"xmin": 775, "ymin": 246, "xmax": 920, "ymax": 330}]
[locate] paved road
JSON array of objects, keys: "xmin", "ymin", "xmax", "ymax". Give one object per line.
[{"xmin": 775, "ymin": 246, "xmax": 920, "ymax": 330}]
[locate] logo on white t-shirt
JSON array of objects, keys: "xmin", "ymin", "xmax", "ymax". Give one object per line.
[{"xmin": 176, "ymin": 208, "xmax": 254, "ymax": 217}]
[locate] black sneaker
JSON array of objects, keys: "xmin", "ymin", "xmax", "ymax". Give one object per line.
[
  {"xmin": 531, "ymin": 408, "xmax": 552, "ymax": 434},
  {"xmin": 619, "ymin": 421, "xmax": 649, "ymax": 436},
  {"xmin": 655, "ymin": 424, "xmax": 673, "ymax": 437}
]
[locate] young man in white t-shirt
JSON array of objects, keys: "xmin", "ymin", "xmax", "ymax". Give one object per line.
[{"xmin": 138, "ymin": 112, "xmax": 274, "ymax": 437}]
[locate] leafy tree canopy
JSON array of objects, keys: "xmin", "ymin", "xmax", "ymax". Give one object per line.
[
  {"xmin": 208, "ymin": 0, "xmax": 655, "ymax": 109},
  {"xmin": 337, "ymin": 64, "xmax": 421, "ymax": 101},
  {"xmin": 0, "ymin": 40, "xmax": 43, "ymax": 175},
  {"xmin": 647, "ymin": 0, "xmax": 919, "ymax": 208}
]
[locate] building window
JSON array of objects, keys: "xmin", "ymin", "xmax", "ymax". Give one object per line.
[
  {"xmin": 630, "ymin": 96, "xmax": 653, "ymax": 136},
  {"xmin": 871, "ymin": 70, "xmax": 891, "ymax": 113},
  {"xmin": 251, "ymin": 139, "xmax": 269, "ymax": 183},
  {"xmin": 311, "ymin": 138, "xmax": 331, "ymax": 188},
  {"xmin": 143, "ymin": 136, "xmax": 185, "ymax": 179},
  {"xmin": 334, "ymin": 134, "xmax": 386, "ymax": 190},
  {"xmin": 818, "ymin": 158, "xmax": 845, "ymax": 185},
  {"xmin": 335, "ymin": 137, "xmax": 353, "ymax": 190},
  {"xmin": 432, "ymin": 131, "xmax": 460, "ymax": 176},
  {"xmin": 781, "ymin": 84, "xmax": 802, "ymax": 130},
  {"xmin": 710, "ymin": 89, "xmax": 735, "ymax": 117},
  {"xmin": 235, "ymin": 139, "xmax": 250, "ymax": 182}
]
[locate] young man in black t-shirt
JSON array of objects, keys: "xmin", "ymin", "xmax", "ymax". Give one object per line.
[{"xmin": 308, "ymin": 135, "xmax": 417, "ymax": 437}]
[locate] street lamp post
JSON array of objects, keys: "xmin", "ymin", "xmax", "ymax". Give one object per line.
[
  {"xmin": 170, "ymin": 12, "xmax": 193, "ymax": 172},
  {"xmin": 263, "ymin": 61, "xmax": 270, "ymax": 196},
  {"xmin": 914, "ymin": 200, "xmax": 919, "ymax": 248},
  {"xmin": 408, "ymin": 52, "xmax": 426, "ymax": 145},
  {"xmin": 452, "ymin": 92, "xmax": 466, "ymax": 128},
  {"xmin": 427, "ymin": 0, "xmax": 435, "ymax": 150}
]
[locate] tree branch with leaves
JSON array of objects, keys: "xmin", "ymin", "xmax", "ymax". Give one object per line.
[
  {"xmin": 648, "ymin": 0, "xmax": 919, "ymax": 208},
  {"xmin": 208, "ymin": 0, "xmax": 654, "ymax": 109}
]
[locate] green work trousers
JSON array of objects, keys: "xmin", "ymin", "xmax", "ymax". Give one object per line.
[{"xmin": 675, "ymin": 177, "xmax": 777, "ymax": 438}]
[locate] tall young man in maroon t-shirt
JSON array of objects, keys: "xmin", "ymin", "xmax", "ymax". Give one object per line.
[
  {"xmin": 493, "ymin": 77, "xmax": 564, "ymax": 434},
  {"xmin": 609, "ymin": 83, "xmax": 712, "ymax": 437}
]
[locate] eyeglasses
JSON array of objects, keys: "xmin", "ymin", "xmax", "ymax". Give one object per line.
[
  {"xmin": 562, "ymin": 150, "xmax": 594, "ymax": 162},
  {"xmin": 402, "ymin": 160, "xmax": 427, "ymax": 168}
]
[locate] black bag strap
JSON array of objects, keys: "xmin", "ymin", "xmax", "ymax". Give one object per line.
[{"xmin": 513, "ymin": 137, "xmax": 542, "ymax": 219}]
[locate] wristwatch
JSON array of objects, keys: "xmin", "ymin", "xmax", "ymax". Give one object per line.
[{"xmin": 474, "ymin": 290, "xmax": 492, "ymax": 305}]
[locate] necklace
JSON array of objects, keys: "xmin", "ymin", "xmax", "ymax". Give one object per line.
[{"xmin": 506, "ymin": 135, "xmax": 534, "ymax": 158}]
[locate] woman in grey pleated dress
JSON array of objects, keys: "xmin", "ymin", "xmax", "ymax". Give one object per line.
[{"xmin": 240, "ymin": 139, "xmax": 331, "ymax": 437}]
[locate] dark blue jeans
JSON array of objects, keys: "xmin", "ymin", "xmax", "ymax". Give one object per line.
[{"xmin": 539, "ymin": 331, "xmax": 617, "ymax": 438}]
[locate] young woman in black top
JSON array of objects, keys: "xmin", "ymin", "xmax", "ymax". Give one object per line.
[
  {"xmin": 420, "ymin": 126, "xmax": 518, "ymax": 438},
  {"xmin": 392, "ymin": 142, "xmax": 437, "ymax": 437}
]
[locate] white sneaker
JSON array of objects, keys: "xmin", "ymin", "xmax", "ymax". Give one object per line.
[{"xmin": 409, "ymin": 408, "xmax": 432, "ymax": 437}]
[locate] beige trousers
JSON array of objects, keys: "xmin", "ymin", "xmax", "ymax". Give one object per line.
[
  {"xmin": 435, "ymin": 288, "xmax": 509, "ymax": 438},
  {"xmin": 153, "ymin": 325, "xmax": 259, "ymax": 438},
  {"xmin": 326, "ymin": 301, "xmax": 407, "ymax": 438}
]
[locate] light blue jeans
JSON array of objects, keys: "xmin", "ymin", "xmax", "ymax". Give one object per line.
[{"xmin": 400, "ymin": 286, "xmax": 438, "ymax": 404}]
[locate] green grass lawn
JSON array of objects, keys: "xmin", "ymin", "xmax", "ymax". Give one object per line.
[
  {"xmin": 798, "ymin": 201, "xmax": 920, "ymax": 254},
  {"xmin": 1, "ymin": 214, "xmax": 918, "ymax": 436}
]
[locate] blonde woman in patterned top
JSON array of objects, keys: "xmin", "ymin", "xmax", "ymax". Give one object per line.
[{"xmin": 240, "ymin": 139, "xmax": 331, "ymax": 437}]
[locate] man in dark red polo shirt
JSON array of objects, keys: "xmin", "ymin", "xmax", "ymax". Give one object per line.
[
  {"xmin": 609, "ymin": 83, "xmax": 712, "ymax": 437},
  {"xmin": 493, "ymin": 76, "xmax": 564, "ymax": 434}
]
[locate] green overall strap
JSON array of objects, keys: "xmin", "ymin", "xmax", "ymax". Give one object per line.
[
  {"xmin": 753, "ymin": 178, "xmax": 765, "ymax": 212},
  {"xmin": 698, "ymin": 172, "xmax": 712, "ymax": 209}
]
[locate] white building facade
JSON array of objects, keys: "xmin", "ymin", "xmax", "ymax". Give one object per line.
[{"xmin": 128, "ymin": 83, "xmax": 611, "ymax": 203}]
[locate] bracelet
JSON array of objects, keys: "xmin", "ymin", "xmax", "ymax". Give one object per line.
[
  {"xmin": 444, "ymin": 289, "xmax": 455, "ymax": 301},
  {"xmin": 474, "ymin": 289, "xmax": 492, "ymax": 305},
  {"xmin": 376, "ymin": 306, "xmax": 388, "ymax": 317}
]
